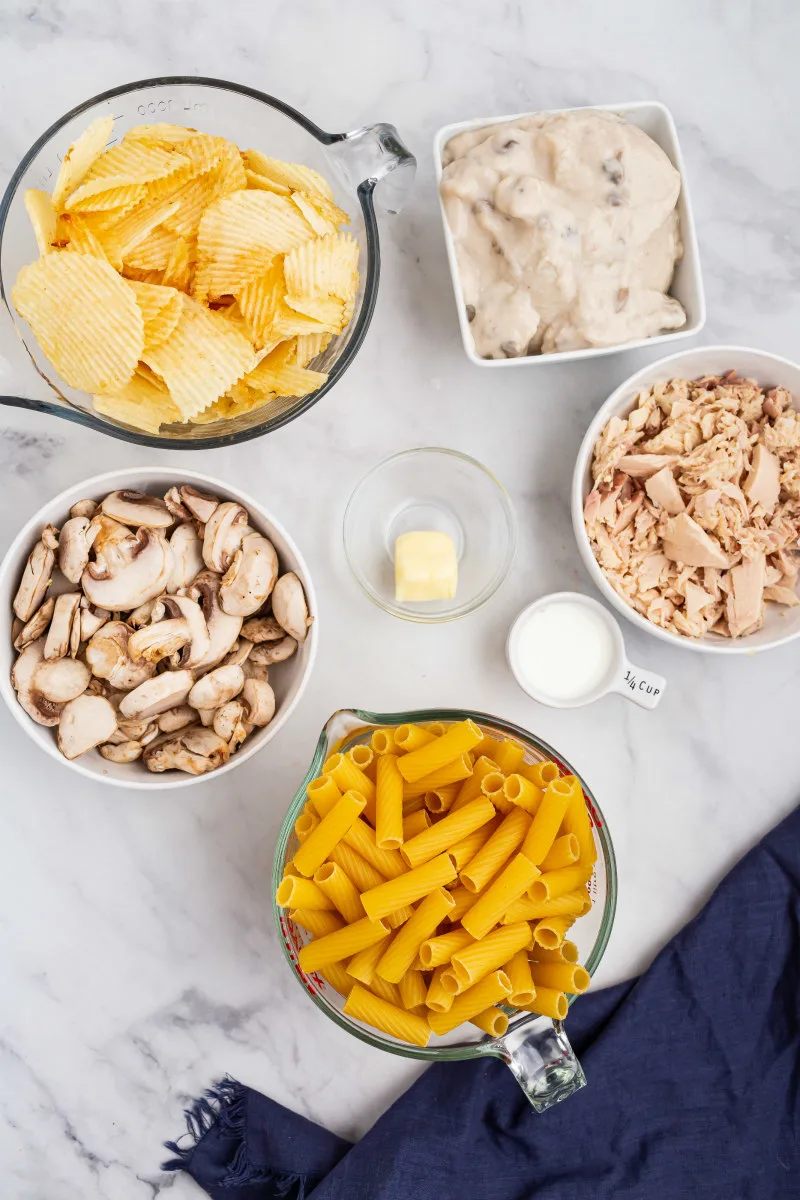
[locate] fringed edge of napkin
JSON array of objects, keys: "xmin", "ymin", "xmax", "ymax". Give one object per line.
[{"xmin": 162, "ymin": 1076, "xmax": 308, "ymax": 1197}]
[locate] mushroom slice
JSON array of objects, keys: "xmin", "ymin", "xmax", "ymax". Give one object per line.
[
  {"xmin": 144, "ymin": 725, "xmax": 230, "ymax": 775},
  {"xmin": 13, "ymin": 539, "xmax": 55, "ymax": 621},
  {"xmin": 213, "ymin": 700, "xmax": 249, "ymax": 750},
  {"xmin": 41, "ymin": 524, "xmax": 60, "ymax": 551},
  {"xmin": 13, "ymin": 596, "xmax": 55, "ymax": 651},
  {"xmin": 157, "ymin": 705, "xmax": 196, "ymax": 733},
  {"xmin": 69, "ymin": 604, "xmax": 82, "ymax": 658},
  {"xmin": 11, "ymin": 639, "xmax": 63, "ymax": 726},
  {"xmin": 36, "ymin": 656, "xmax": 91, "ymax": 703},
  {"xmin": 180, "ymin": 485, "xmax": 219, "ymax": 525},
  {"xmin": 58, "ymin": 516, "xmax": 92, "ymax": 583},
  {"xmin": 202, "ymin": 502, "xmax": 251, "ymax": 572},
  {"xmin": 243, "ymin": 660, "xmax": 270, "ymax": 683},
  {"xmin": 188, "ymin": 663, "xmax": 245, "ymax": 710},
  {"xmin": 99, "ymin": 740, "xmax": 143, "ymax": 763},
  {"xmin": 163, "ymin": 487, "xmax": 192, "ymax": 522},
  {"xmin": 116, "ymin": 717, "xmax": 158, "ymax": 742},
  {"xmin": 168, "ymin": 522, "xmax": 204, "ymax": 592},
  {"xmin": 44, "ymin": 592, "xmax": 81, "ymax": 661},
  {"xmin": 271, "ymin": 573, "xmax": 312, "ymax": 643},
  {"xmin": 197, "ymin": 708, "xmax": 216, "ymax": 727},
  {"xmin": 241, "ymin": 615, "xmax": 285, "ymax": 643},
  {"xmin": 128, "ymin": 618, "xmax": 191, "ymax": 664},
  {"xmin": 119, "ymin": 669, "xmax": 194, "ymax": 720},
  {"xmin": 87, "ymin": 514, "xmax": 138, "ymax": 569},
  {"xmin": 242, "ymin": 678, "xmax": 275, "ymax": 727},
  {"xmin": 128, "ymin": 597, "xmax": 161, "ymax": 628},
  {"xmin": 86, "ymin": 621, "xmax": 157, "ymax": 691},
  {"xmin": 191, "ymin": 574, "xmax": 242, "ymax": 671},
  {"xmin": 101, "ymin": 489, "xmax": 173, "ymax": 528},
  {"xmin": 70, "ymin": 499, "xmax": 97, "ymax": 520},
  {"xmin": 164, "ymin": 595, "xmax": 210, "ymax": 667},
  {"xmin": 250, "ymin": 636, "xmax": 297, "ymax": 665},
  {"xmin": 80, "ymin": 602, "xmax": 110, "ymax": 642},
  {"xmin": 58, "ymin": 695, "xmax": 117, "ymax": 759},
  {"xmin": 82, "ymin": 528, "xmax": 173, "ymax": 611},
  {"xmin": 219, "ymin": 533, "xmax": 279, "ymax": 618},
  {"xmin": 221, "ymin": 639, "xmax": 254, "ymax": 668}
]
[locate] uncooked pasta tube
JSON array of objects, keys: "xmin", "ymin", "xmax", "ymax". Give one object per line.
[
  {"xmin": 505, "ymin": 948, "xmax": 536, "ymax": 1005},
  {"xmin": 394, "ymin": 724, "xmax": 436, "ymax": 753},
  {"xmin": 519, "ymin": 760, "xmax": 560, "ymax": 789},
  {"xmin": 360, "ymin": 853, "xmax": 457, "ymax": 921},
  {"xmin": 402, "ymin": 754, "xmax": 475, "ymax": 799},
  {"xmin": 539, "ymin": 833, "xmax": 580, "ymax": 872},
  {"xmin": 397, "ymin": 719, "xmax": 482, "ymax": 783},
  {"xmin": 419, "ymin": 928, "xmax": 474, "ymax": 969},
  {"xmin": 520, "ymin": 987, "xmax": 568, "ymax": 1021},
  {"xmin": 401, "ymin": 797, "xmax": 496, "ymax": 869},
  {"xmin": 529, "ymin": 961, "xmax": 590, "ymax": 994},
  {"xmin": 530, "ymin": 939, "xmax": 580, "ymax": 964},
  {"xmin": 344, "ymin": 983, "xmax": 430, "ymax": 1047},
  {"xmin": 402, "ymin": 809, "xmax": 431, "ymax": 840},
  {"xmin": 313, "ymin": 862, "xmax": 364, "ymax": 924},
  {"xmin": 425, "ymin": 965, "xmax": 455, "ymax": 1013},
  {"xmin": 319, "ymin": 961, "xmax": 355, "ymax": 999},
  {"xmin": 500, "ymin": 891, "xmax": 587, "ymax": 924},
  {"xmin": 528, "ymin": 864, "xmax": 593, "ymax": 904},
  {"xmin": 492, "ymin": 739, "xmax": 525, "ymax": 775},
  {"xmin": 428, "ymin": 970, "xmax": 512, "ymax": 1036},
  {"xmin": 376, "ymin": 754, "xmax": 404, "ymax": 851},
  {"xmin": 376, "ymin": 887, "xmax": 455, "ymax": 983},
  {"xmin": 451, "ymin": 756, "xmax": 501, "ymax": 812},
  {"xmin": 289, "ymin": 908, "xmax": 345, "ymax": 937},
  {"xmin": 521, "ymin": 778, "xmax": 576, "ymax": 865},
  {"xmin": 471, "ymin": 1006, "xmax": 509, "ymax": 1037},
  {"xmin": 461, "ymin": 853, "xmax": 540, "ymax": 940},
  {"xmin": 450, "ymin": 922, "xmax": 532, "ymax": 991},
  {"xmin": 293, "ymin": 791, "xmax": 366, "ymax": 877},
  {"xmin": 298, "ymin": 917, "xmax": 390, "ymax": 972},
  {"xmin": 460, "ymin": 807, "xmax": 531, "ymax": 893},
  {"xmin": 532, "ymin": 914, "xmax": 575, "ymax": 949},
  {"xmin": 503, "ymin": 774, "xmax": 543, "ymax": 816},
  {"xmin": 448, "ymin": 818, "xmax": 500, "ymax": 870},
  {"xmin": 328, "ymin": 843, "xmax": 385, "ymax": 892},
  {"xmin": 399, "ymin": 969, "xmax": 428, "ymax": 1011},
  {"xmin": 276, "ymin": 875, "xmax": 336, "ymax": 911},
  {"xmin": 346, "ymin": 935, "xmax": 392, "ymax": 985}
]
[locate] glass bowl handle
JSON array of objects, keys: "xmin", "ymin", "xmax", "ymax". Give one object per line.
[
  {"xmin": 326, "ymin": 124, "xmax": 416, "ymax": 214},
  {"xmin": 490, "ymin": 1016, "xmax": 587, "ymax": 1113}
]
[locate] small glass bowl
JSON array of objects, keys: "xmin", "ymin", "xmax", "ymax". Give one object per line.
[{"xmin": 343, "ymin": 448, "xmax": 516, "ymax": 622}]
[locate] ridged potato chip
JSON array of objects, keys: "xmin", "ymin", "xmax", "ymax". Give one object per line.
[
  {"xmin": 84, "ymin": 142, "xmax": 190, "ymax": 186},
  {"xmin": 291, "ymin": 191, "xmax": 338, "ymax": 237},
  {"xmin": 12, "ymin": 252, "xmax": 143, "ymax": 395},
  {"xmin": 24, "ymin": 190, "xmax": 56, "ymax": 255},
  {"xmin": 64, "ymin": 176, "xmax": 148, "ymax": 213},
  {"xmin": 245, "ymin": 169, "xmax": 290, "ymax": 195},
  {"xmin": 285, "ymin": 293, "xmax": 345, "ymax": 328},
  {"xmin": 195, "ymin": 190, "xmax": 315, "ymax": 300},
  {"xmin": 60, "ymin": 213, "xmax": 112, "ymax": 264},
  {"xmin": 246, "ymin": 340, "xmax": 328, "ymax": 397},
  {"xmin": 295, "ymin": 189, "xmax": 350, "ymax": 229},
  {"xmin": 125, "ymin": 123, "xmax": 203, "ymax": 147},
  {"xmin": 284, "ymin": 232, "xmax": 359, "ymax": 304},
  {"xmin": 126, "ymin": 280, "xmax": 183, "ymax": 351},
  {"xmin": 141, "ymin": 296, "xmax": 256, "ymax": 419},
  {"xmin": 235, "ymin": 259, "xmax": 283, "ymax": 348},
  {"xmin": 51, "ymin": 116, "xmax": 113, "ymax": 210},
  {"xmin": 242, "ymin": 151, "xmax": 334, "ymax": 200},
  {"xmin": 296, "ymin": 331, "xmax": 332, "ymax": 368},
  {"xmin": 161, "ymin": 236, "xmax": 193, "ymax": 292},
  {"xmin": 98, "ymin": 195, "xmax": 181, "ymax": 264},
  {"xmin": 92, "ymin": 368, "xmax": 181, "ymax": 434},
  {"xmin": 124, "ymin": 225, "xmax": 179, "ymax": 271}
]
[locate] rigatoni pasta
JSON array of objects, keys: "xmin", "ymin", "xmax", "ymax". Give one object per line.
[{"xmin": 279, "ymin": 720, "xmax": 599, "ymax": 1050}]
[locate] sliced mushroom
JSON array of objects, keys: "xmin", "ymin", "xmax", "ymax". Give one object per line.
[
  {"xmin": 58, "ymin": 516, "xmax": 92, "ymax": 583},
  {"xmin": 219, "ymin": 532, "xmax": 278, "ymax": 617},
  {"xmin": 241, "ymin": 615, "xmax": 285, "ymax": 643},
  {"xmin": 57, "ymin": 694, "xmax": 117, "ymax": 759},
  {"xmin": 35, "ymin": 656, "xmax": 90, "ymax": 703},
  {"xmin": 82, "ymin": 528, "xmax": 173, "ymax": 611},
  {"xmin": 44, "ymin": 592, "xmax": 81, "ymax": 661},
  {"xmin": 70, "ymin": 498, "xmax": 97, "ymax": 520},
  {"xmin": 144, "ymin": 725, "xmax": 231, "ymax": 775},
  {"xmin": 85, "ymin": 621, "xmax": 157, "ymax": 691},
  {"xmin": 180, "ymin": 484, "xmax": 219, "ymax": 524},
  {"xmin": 213, "ymin": 700, "xmax": 249, "ymax": 750},
  {"xmin": 80, "ymin": 601, "xmax": 110, "ymax": 642},
  {"xmin": 11, "ymin": 639, "xmax": 63, "ymax": 726},
  {"xmin": 250, "ymin": 636, "xmax": 297, "ymax": 665},
  {"xmin": 188, "ymin": 663, "xmax": 244, "ymax": 710},
  {"xmin": 271, "ymin": 572, "xmax": 312, "ymax": 643},
  {"xmin": 101, "ymin": 490, "xmax": 173, "ymax": 528},
  {"xmin": 13, "ymin": 596, "xmax": 55, "ymax": 650},
  {"xmin": 242, "ymin": 677, "xmax": 276, "ymax": 727},
  {"xmin": 119, "ymin": 669, "xmax": 194, "ymax": 720},
  {"xmin": 163, "ymin": 595, "xmax": 210, "ymax": 667},
  {"xmin": 128, "ymin": 618, "xmax": 191, "ymax": 664},
  {"xmin": 157, "ymin": 705, "xmax": 196, "ymax": 733},
  {"xmin": 86, "ymin": 514, "xmax": 137, "ymax": 569},
  {"xmin": 190, "ymin": 574, "xmax": 242, "ymax": 671},
  {"xmin": 69, "ymin": 604, "xmax": 82, "ymax": 658},
  {"xmin": 99, "ymin": 740, "xmax": 143, "ymax": 763},
  {"xmin": 113, "ymin": 717, "xmax": 157, "ymax": 742},
  {"xmin": 41, "ymin": 524, "xmax": 60, "ymax": 551},
  {"xmin": 168, "ymin": 522, "xmax": 204, "ymax": 591},
  {"xmin": 164, "ymin": 486, "xmax": 192, "ymax": 522},
  {"xmin": 197, "ymin": 707, "xmax": 216, "ymax": 727},
  {"xmin": 221, "ymin": 639, "xmax": 254, "ymax": 667},
  {"xmin": 13, "ymin": 539, "xmax": 54, "ymax": 621},
  {"xmin": 243, "ymin": 659, "xmax": 270, "ymax": 683},
  {"xmin": 202, "ymin": 502, "xmax": 250, "ymax": 572}
]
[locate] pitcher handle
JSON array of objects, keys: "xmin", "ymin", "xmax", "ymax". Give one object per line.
[
  {"xmin": 325, "ymin": 124, "xmax": 416, "ymax": 214},
  {"xmin": 492, "ymin": 1015, "xmax": 586, "ymax": 1113}
]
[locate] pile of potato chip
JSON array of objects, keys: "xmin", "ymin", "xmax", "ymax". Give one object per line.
[{"xmin": 12, "ymin": 117, "xmax": 360, "ymax": 433}]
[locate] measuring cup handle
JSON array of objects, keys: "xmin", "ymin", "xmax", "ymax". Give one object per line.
[
  {"xmin": 325, "ymin": 124, "xmax": 416, "ymax": 214},
  {"xmin": 610, "ymin": 655, "xmax": 666, "ymax": 710},
  {"xmin": 491, "ymin": 1016, "xmax": 586, "ymax": 1113}
]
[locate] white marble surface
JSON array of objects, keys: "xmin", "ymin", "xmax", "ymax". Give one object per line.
[{"xmin": 1, "ymin": 2, "xmax": 800, "ymax": 1196}]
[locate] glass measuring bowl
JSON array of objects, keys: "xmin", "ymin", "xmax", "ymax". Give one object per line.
[
  {"xmin": 0, "ymin": 77, "xmax": 415, "ymax": 449},
  {"xmin": 273, "ymin": 707, "xmax": 617, "ymax": 1113}
]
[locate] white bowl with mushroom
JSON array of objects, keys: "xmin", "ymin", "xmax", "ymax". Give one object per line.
[
  {"xmin": 0, "ymin": 468, "xmax": 317, "ymax": 787},
  {"xmin": 572, "ymin": 345, "xmax": 800, "ymax": 653}
]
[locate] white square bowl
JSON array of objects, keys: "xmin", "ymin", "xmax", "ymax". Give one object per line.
[{"xmin": 433, "ymin": 101, "xmax": 706, "ymax": 367}]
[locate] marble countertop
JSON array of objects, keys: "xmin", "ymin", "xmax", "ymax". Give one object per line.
[{"xmin": 2, "ymin": 2, "xmax": 800, "ymax": 1196}]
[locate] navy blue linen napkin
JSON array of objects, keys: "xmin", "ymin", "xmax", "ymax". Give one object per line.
[{"xmin": 164, "ymin": 804, "xmax": 800, "ymax": 1199}]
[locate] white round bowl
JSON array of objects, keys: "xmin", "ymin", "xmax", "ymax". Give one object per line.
[
  {"xmin": 572, "ymin": 345, "xmax": 800, "ymax": 655},
  {"xmin": 0, "ymin": 467, "xmax": 318, "ymax": 788}
]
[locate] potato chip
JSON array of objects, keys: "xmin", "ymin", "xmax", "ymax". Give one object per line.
[
  {"xmin": 84, "ymin": 142, "xmax": 190, "ymax": 186},
  {"xmin": 92, "ymin": 367, "xmax": 181, "ymax": 434},
  {"xmin": 285, "ymin": 293, "xmax": 345, "ymax": 328},
  {"xmin": 161, "ymin": 236, "xmax": 193, "ymax": 292},
  {"xmin": 246, "ymin": 339, "xmax": 328, "ymax": 398},
  {"xmin": 294, "ymin": 189, "xmax": 350, "ymax": 229},
  {"xmin": 60, "ymin": 213, "xmax": 112, "ymax": 264},
  {"xmin": 195, "ymin": 190, "xmax": 314, "ymax": 300},
  {"xmin": 296, "ymin": 331, "xmax": 332, "ymax": 368},
  {"xmin": 124, "ymin": 225, "xmax": 179, "ymax": 271},
  {"xmin": 124, "ymin": 124, "xmax": 202, "ymax": 147},
  {"xmin": 64, "ymin": 176, "xmax": 147, "ymax": 213},
  {"xmin": 244, "ymin": 169, "xmax": 290, "ymax": 196},
  {"xmin": 126, "ymin": 280, "xmax": 183, "ymax": 351},
  {"xmin": 235, "ymin": 259, "xmax": 283, "ymax": 348},
  {"xmin": 121, "ymin": 266, "xmax": 164, "ymax": 285},
  {"xmin": 12, "ymin": 252, "xmax": 143, "ymax": 395},
  {"xmin": 51, "ymin": 116, "xmax": 114, "ymax": 210},
  {"xmin": 24, "ymin": 190, "xmax": 57, "ymax": 255},
  {"xmin": 291, "ymin": 191, "xmax": 338, "ymax": 237},
  {"xmin": 141, "ymin": 296, "xmax": 256, "ymax": 419},
  {"xmin": 242, "ymin": 151, "xmax": 334, "ymax": 200},
  {"xmin": 96, "ymin": 195, "xmax": 181, "ymax": 263},
  {"xmin": 212, "ymin": 299, "xmax": 255, "ymax": 340},
  {"xmin": 283, "ymin": 232, "xmax": 359, "ymax": 304}
]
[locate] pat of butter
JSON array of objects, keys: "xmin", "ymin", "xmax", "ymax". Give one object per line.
[{"xmin": 394, "ymin": 531, "xmax": 458, "ymax": 602}]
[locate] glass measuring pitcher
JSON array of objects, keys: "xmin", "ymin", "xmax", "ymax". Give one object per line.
[
  {"xmin": 273, "ymin": 708, "xmax": 617, "ymax": 1113},
  {"xmin": 0, "ymin": 77, "xmax": 415, "ymax": 448}
]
